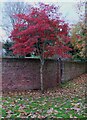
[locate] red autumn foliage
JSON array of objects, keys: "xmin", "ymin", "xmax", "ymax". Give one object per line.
[{"xmin": 10, "ymin": 3, "xmax": 71, "ymax": 58}]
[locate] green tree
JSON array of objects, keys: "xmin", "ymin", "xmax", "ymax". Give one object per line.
[{"xmin": 70, "ymin": 22, "xmax": 86, "ymax": 60}]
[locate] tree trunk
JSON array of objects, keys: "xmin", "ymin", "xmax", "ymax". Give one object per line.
[{"xmin": 40, "ymin": 59, "xmax": 44, "ymax": 93}]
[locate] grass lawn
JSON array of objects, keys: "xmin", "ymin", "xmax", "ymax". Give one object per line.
[{"xmin": 1, "ymin": 74, "xmax": 87, "ymax": 119}]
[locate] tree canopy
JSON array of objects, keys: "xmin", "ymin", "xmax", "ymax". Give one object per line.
[{"xmin": 10, "ymin": 3, "xmax": 71, "ymax": 59}]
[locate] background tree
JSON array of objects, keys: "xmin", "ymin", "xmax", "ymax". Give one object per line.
[
  {"xmin": 3, "ymin": 40, "xmax": 14, "ymax": 57},
  {"xmin": 85, "ymin": 2, "xmax": 87, "ymax": 59},
  {"xmin": 1, "ymin": 2, "xmax": 32, "ymax": 57},
  {"xmin": 70, "ymin": 22, "xmax": 86, "ymax": 60},
  {"xmin": 75, "ymin": 0, "xmax": 85, "ymax": 22},
  {"xmin": 10, "ymin": 3, "xmax": 71, "ymax": 93},
  {"xmin": 2, "ymin": 2, "xmax": 30, "ymax": 36},
  {"xmin": 70, "ymin": 0, "xmax": 86, "ymax": 61}
]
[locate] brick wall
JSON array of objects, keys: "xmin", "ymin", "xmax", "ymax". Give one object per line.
[
  {"xmin": 2, "ymin": 58, "xmax": 60, "ymax": 92},
  {"xmin": 1, "ymin": 58, "xmax": 87, "ymax": 91},
  {"xmin": 61, "ymin": 61, "xmax": 86, "ymax": 82}
]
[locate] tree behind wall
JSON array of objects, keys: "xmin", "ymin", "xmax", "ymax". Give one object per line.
[
  {"xmin": 2, "ymin": 40, "xmax": 25, "ymax": 58},
  {"xmin": 2, "ymin": 2, "xmax": 30, "ymax": 36},
  {"xmin": 3, "ymin": 40, "xmax": 13, "ymax": 57},
  {"xmin": 10, "ymin": 3, "xmax": 71, "ymax": 92},
  {"xmin": 2, "ymin": 2, "xmax": 33, "ymax": 57},
  {"xmin": 70, "ymin": 1, "xmax": 87, "ymax": 61},
  {"xmin": 70, "ymin": 22, "xmax": 86, "ymax": 61}
]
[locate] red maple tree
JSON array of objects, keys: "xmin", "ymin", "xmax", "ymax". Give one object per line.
[{"xmin": 10, "ymin": 3, "xmax": 71, "ymax": 92}]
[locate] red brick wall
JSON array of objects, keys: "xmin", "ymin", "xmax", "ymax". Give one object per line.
[
  {"xmin": 2, "ymin": 58, "xmax": 60, "ymax": 92},
  {"xmin": 61, "ymin": 61, "xmax": 87, "ymax": 82},
  {"xmin": 1, "ymin": 58, "xmax": 87, "ymax": 92}
]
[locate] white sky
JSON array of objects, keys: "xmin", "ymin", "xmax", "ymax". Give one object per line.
[
  {"xmin": 0, "ymin": 0, "xmax": 85, "ymax": 2},
  {"xmin": 0, "ymin": 0, "xmax": 85, "ymax": 42}
]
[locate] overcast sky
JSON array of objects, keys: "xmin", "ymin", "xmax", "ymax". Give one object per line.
[
  {"xmin": 0, "ymin": 0, "xmax": 85, "ymax": 2},
  {"xmin": 0, "ymin": 0, "xmax": 85, "ymax": 42}
]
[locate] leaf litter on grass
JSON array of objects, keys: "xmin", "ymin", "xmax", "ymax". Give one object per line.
[{"xmin": 2, "ymin": 74, "xmax": 87, "ymax": 118}]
